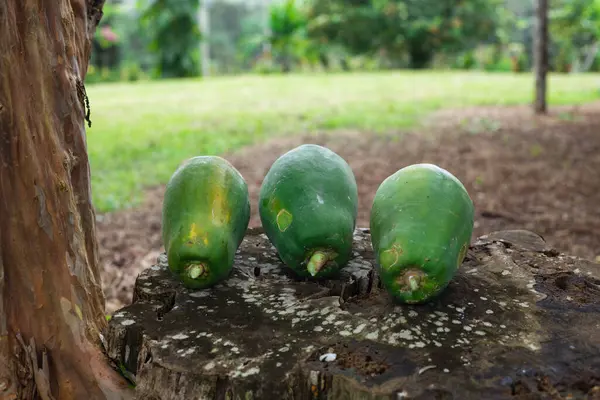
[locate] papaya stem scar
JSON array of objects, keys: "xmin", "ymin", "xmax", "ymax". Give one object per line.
[{"xmin": 186, "ymin": 262, "xmax": 208, "ymax": 279}]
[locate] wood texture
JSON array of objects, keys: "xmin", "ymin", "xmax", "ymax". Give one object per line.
[
  {"xmin": 534, "ymin": 0, "xmax": 549, "ymax": 114},
  {"xmin": 0, "ymin": 1, "xmax": 132, "ymax": 398},
  {"xmin": 106, "ymin": 228, "xmax": 600, "ymax": 399}
]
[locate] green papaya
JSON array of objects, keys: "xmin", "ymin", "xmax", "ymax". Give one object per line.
[
  {"xmin": 370, "ymin": 163, "xmax": 474, "ymax": 304},
  {"xmin": 259, "ymin": 144, "xmax": 358, "ymax": 278},
  {"xmin": 161, "ymin": 156, "xmax": 250, "ymax": 289}
]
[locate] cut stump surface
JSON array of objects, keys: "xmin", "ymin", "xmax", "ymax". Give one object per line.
[{"xmin": 104, "ymin": 228, "xmax": 600, "ymax": 400}]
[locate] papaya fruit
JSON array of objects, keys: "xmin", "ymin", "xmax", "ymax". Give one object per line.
[
  {"xmin": 258, "ymin": 144, "xmax": 358, "ymax": 278},
  {"xmin": 370, "ymin": 163, "xmax": 474, "ymax": 304},
  {"xmin": 161, "ymin": 156, "xmax": 250, "ymax": 289}
]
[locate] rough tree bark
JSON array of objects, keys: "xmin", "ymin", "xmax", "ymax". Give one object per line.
[
  {"xmin": 0, "ymin": 1, "xmax": 133, "ymax": 399},
  {"xmin": 534, "ymin": 0, "xmax": 548, "ymax": 114}
]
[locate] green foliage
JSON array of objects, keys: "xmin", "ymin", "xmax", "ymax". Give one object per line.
[
  {"xmin": 549, "ymin": 0, "xmax": 600, "ymax": 72},
  {"xmin": 87, "ymin": 0, "xmax": 600, "ymax": 76},
  {"xmin": 88, "ymin": 0, "xmax": 155, "ymax": 84},
  {"xmin": 91, "ymin": 2, "xmax": 123, "ymax": 72},
  {"xmin": 268, "ymin": 0, "xmax": 310, "ymax": 71},
  {"xmin": 306, "ymin": 0, "xmax": 508, "ymax": 69},
  {"xmin": 93, "ymin": 3, "xmax": 121, "ymax": 50},
  {"xmin": 139, "ymin": 0, "xmax": 201, "ymax": 78},
  {"xmin": 550, "ymin": 0, "xmax": 600, "ymax": 44},
  {"xmin": 240, "ymin": 0, "xmax": 312, "ymax": 73}
]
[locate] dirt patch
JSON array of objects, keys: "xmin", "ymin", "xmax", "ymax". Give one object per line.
[
  {"xmin": 309, "ymin": 341, "xmax": 397, "ymax": 377},
  {"xmin": 97, "ymin": 102, "xmax": 600, "ymax": 313}
]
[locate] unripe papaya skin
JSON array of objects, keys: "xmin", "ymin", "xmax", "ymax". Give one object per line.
[
  {"xmin": 259, "ymin": 144, "xmax": 358, "ymax": 278},
  {"xmin": 370, "ymin": 163, "xmax": 474, "ymax": 304},
  {"xmin": 161, "ymin": 156, "xmax": 250, "ymax": 289}
]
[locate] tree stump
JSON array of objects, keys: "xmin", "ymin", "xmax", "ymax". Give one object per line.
[{"xmin": 103, "ymin": 228, "xmax": 600, "ymax": 399}]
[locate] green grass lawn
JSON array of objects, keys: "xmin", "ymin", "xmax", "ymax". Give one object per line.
[{"xmin": 86, "ymin": 70, "xmax": 600, "ymax": 213}]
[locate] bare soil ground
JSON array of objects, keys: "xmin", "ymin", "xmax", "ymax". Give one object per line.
[{"xmin": 97, "ymin": 102, "xmax": 600, "ymax": 313}]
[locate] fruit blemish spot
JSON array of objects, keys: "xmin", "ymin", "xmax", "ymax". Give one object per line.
[{"xmin": 276, "ymin": 209, "xmax": 293, "ymax": 232}]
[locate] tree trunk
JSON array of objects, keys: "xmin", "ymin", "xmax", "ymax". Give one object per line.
[
  {"xmin": 534, "ymin": 0, "xmax": 548, "ymax": 114},
  {"xmin": 0, "ymin": 1, "xmax": 133, "ymax": 399}
]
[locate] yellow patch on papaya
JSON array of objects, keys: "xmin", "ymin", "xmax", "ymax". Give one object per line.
[
  {"xmin": 269, "ymin": 197, "xmax": 282, "ymax": 213},
  {"xmin": 211, "ymin": 196, "xmax": 230, "ymax": 226},
  {"xmin": 276, "ymin": 209, "xmax": 293, "ymax": 232},
  {"xmin": 187, "ymin": 223, "xmax": 210, "ymax": 246},
  {"xmin": 187, "ymin": 222, "xmax": 208, "ymax": 246},
  {"xmin": 208, "ymin": 168, "xmax": 231, "ymax": 226},
  {"xmin": 457, "ymin": 242, "xmax": 468, "ymax": 268},
  {"xmin": 188, "ymin": 223, "xmax": 199, "ymax": 242}
]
